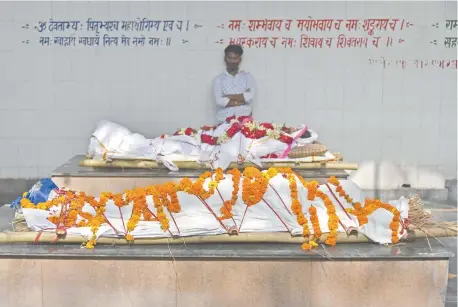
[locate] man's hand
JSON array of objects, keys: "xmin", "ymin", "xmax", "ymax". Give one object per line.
[
  {"xmin": 226, "ymin": 99, "xmax": 244, "ymax": 107},
  {"xmin": 225, "ymin": 94, "xmax": 245, "ymax": 103}
]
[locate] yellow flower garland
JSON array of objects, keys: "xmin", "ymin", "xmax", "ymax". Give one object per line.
[
  {"xmin": 287, "ymin": 174, "xmax": 309, "ymax": 229},
  {"xmin": 328, "ymin": 176, "xmax": 402, "ymax": 244},
  {"xmin": 242, "ymin": 167, "xmax": 268, "ymax": 206},
  {"xmin": 294, "ymin": 172, "xmax": 339, "ymax": 247}
]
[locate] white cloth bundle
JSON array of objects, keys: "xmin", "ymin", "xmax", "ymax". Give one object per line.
[{"xmin": 87, "ymin": 120, "xmax": 332, "ymax": 171}]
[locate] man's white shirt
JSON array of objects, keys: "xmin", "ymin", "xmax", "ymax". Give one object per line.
[{"xmin": 213, "ymin": 70, "xmax": 255, "ymax": 123}]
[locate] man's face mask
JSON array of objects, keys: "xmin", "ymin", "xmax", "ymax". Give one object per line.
[{"xmin": 225, "ymin": 52, "xmax": 241, "ymax": 71}]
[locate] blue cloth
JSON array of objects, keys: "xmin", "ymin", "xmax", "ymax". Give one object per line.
[{"xmin": 10, "ymin": 178, "xmax": 58, "ymax": 209}]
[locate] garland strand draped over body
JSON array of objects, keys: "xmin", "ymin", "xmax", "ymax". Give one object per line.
[{"xmin": 20, "ymin": 167, "xmax": 403, "ymax": 249}]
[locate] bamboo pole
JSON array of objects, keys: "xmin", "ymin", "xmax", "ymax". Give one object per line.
[
  {"xmin": 0, "ymin": 227, "xmax": 454, "ymax": 245},
  {"xmin": 85, "ymin": 152, "xmax": 345, "ymax": 161},
  {"xmin": 80, "ymin": 158, "xmax": 359, "ymax": 170}
]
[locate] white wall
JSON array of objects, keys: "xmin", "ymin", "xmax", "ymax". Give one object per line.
[{"xmin": 0, "ymin": 1, "xmax": 456, "ymax": 179}]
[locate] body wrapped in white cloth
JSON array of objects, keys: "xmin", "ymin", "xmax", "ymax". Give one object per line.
[
  {"xmin": 87, "ymin": 118, "xmax": 329, "ymax": 171},
  {"xmin": 21, "ymin": 170, "xmax": 409, "ymax": 248}
]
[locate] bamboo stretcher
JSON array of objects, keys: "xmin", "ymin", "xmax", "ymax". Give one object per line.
[
  {"xmin": 0, "ymin": 228, "xmax": 455, "ymax": 245},
  {"xmin": 80, "ymin": 153, "xmax": 358, "ymax": 170}
]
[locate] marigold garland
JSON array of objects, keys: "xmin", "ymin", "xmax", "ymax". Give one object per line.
[
  {"xmin": 19, "ymin": 168, "xmax": 403, "ymax": 249},
  {"xmin": 209, "ymin": 168, "xmax": 233, "ymax": 221},
  {"xmin": 292, "ymin": 172, "xmax": 338, "ymax": 246},
  {"xmin": 242, "ymin": 167, "xmax": 268, "ymax": 206},
  {"xmin": 227, "ymin": 168, "xmax": 241, "ymax": 206},
  {"xmin": 329, "ymin": 177, "xmax": 402, "ymax": 244},
  {"xmin": 286, "ymin": 172, "xmax": 311, "ymax": 246},
  {"xmin": 188, "ymin": 171, "xmax": 214, "ymax": 200},
  {"xmin": 150, "ymin": 186, "xmax": 170, "ymax": 232},
  {"xmin": 309, "ymin": 205, "xmax": 322, "ymax": 241}
]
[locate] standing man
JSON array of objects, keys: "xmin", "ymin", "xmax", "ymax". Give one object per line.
[{"xmin": 213, "ymin": 45, "xmax": 255, "ymax": 123}]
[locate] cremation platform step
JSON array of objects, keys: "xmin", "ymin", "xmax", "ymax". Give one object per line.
[{"xmin": 51, "ymin": 155, "xmax": 352, "ymax": 194}]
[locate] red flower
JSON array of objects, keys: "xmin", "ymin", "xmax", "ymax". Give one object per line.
[
  {"xmin": 184, "ymin": 128, "xmax": 196, "ymax": 136},
  {"xmin": 237, "ymin": 116, "xmax": 251, "ymax": 122},
  {"xmin": 279, "ymin": 134, "xmax": 293, "ymax": 144},
  {"xmin": 201, "ymin": 125, "xmax": 215, "ymax": 131},
  {"xmin": 201, "ymin": 134, "xmax": 217, "ymax": 145},
  {"xmin": 281, "ymin": 126, "xmax": 289, "ymax": 132},
  {"xmin": 226, "ymin": 123, "xmax": 240, "ymax": 138},
  {"xmin": 226, "ymin": 115, "xmax": 236, "ymax": 123},
  {"xmin": 260, "ymin": 123, "xmax": 274, "ymax": 130},
  {"xmin": 254, "ymin": 129, "xmax": 266, "ymax": 139},
  {"xmin": 174, "ymin": 128, "xmax": 196, "ymax": 136},
  {"xmin": 241, "ymin": 126, "xmax": 251, "ymax": 137},
  {"xmin": 261, "ymin": 153, "xmax": 278, "ymax": 158}
]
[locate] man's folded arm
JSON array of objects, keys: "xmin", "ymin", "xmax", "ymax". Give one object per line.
[
  {"xmin": 213, "ymin": 77, "xmax": 230, "ymax": 107},
  {"xmin": 242, "ymin": 73, "xmax": 255, "ymax": 104}
]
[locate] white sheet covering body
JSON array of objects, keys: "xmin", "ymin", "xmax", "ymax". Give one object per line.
[
  {"xmin": 87, "ymin": 120, "xmax": 332, "ymax": 171},
  {"xmin": 22, "ymin": 175, "xmax": 408, "ymax": 245}
]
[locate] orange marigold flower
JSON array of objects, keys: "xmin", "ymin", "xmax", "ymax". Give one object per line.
[
  {"xmin": 325, "ymin": 237, "xmax": 337, "ymax": 246},
  {"xmin": 48, "ymin": 216, "xmax": 59, "ymax": 225},
  {"xmin": 20, "ymin": 198, "xmax": 35, "ymax": 209},
  {"xmin": 301, "ymin": 243, "xmax": 312, "ymax": 250},
  {"xmin": 328, "ymin": 176, "xmax": 340, "ymax": 186},
  {"xmin": 242, "ymin": 167, "xmax": 268, "ymax": 206},
  {"xmin": 87, "ymin": 241, "xmax": 96, "ymax": 249},
  {"xmin": 326, "ymin": 206, "xmax": 336, "ymax": 215},
  {"xmin": 390, "ymin": 221, "xmax": 400, "ymax": 231},
  {"xmin": 358, "ymin": 216, "xmax": 368, "ymax": 226},
  {"xmin": 297, "ymin": 214, "xmax": 307, "ymax": 226},
  {"xmin": 302, "ymin": 226, "xmax": 310, "ymax": 237}
]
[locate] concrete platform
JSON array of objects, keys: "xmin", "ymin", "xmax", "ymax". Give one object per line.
[
  {"xmin": 0, "ymin": 206, "xmax": 454, "ymax": 307},
  {"xmin": 0, "ymin": 157, "xmax": 455, "ymax": 306},
  {"xmin": 0, "ymin": 257, "xmax": 450, "ymax": 307}
]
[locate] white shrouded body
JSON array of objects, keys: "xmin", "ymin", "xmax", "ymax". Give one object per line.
[
  {"xmin": 87, "ymin": 120, "xmax": 331, "ymax": 171},
  {"xmin": 22, "ymin": 173, "xmax": 409, "ymax": 245}
]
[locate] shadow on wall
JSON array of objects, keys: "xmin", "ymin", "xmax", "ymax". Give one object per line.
[
  {"xmin": 348, "ymin": 161, "xmax": 448, "ymax": 190},
  {"xmin": 0, "ymin": 179, "xmax": 38, "ymax": 206}
]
